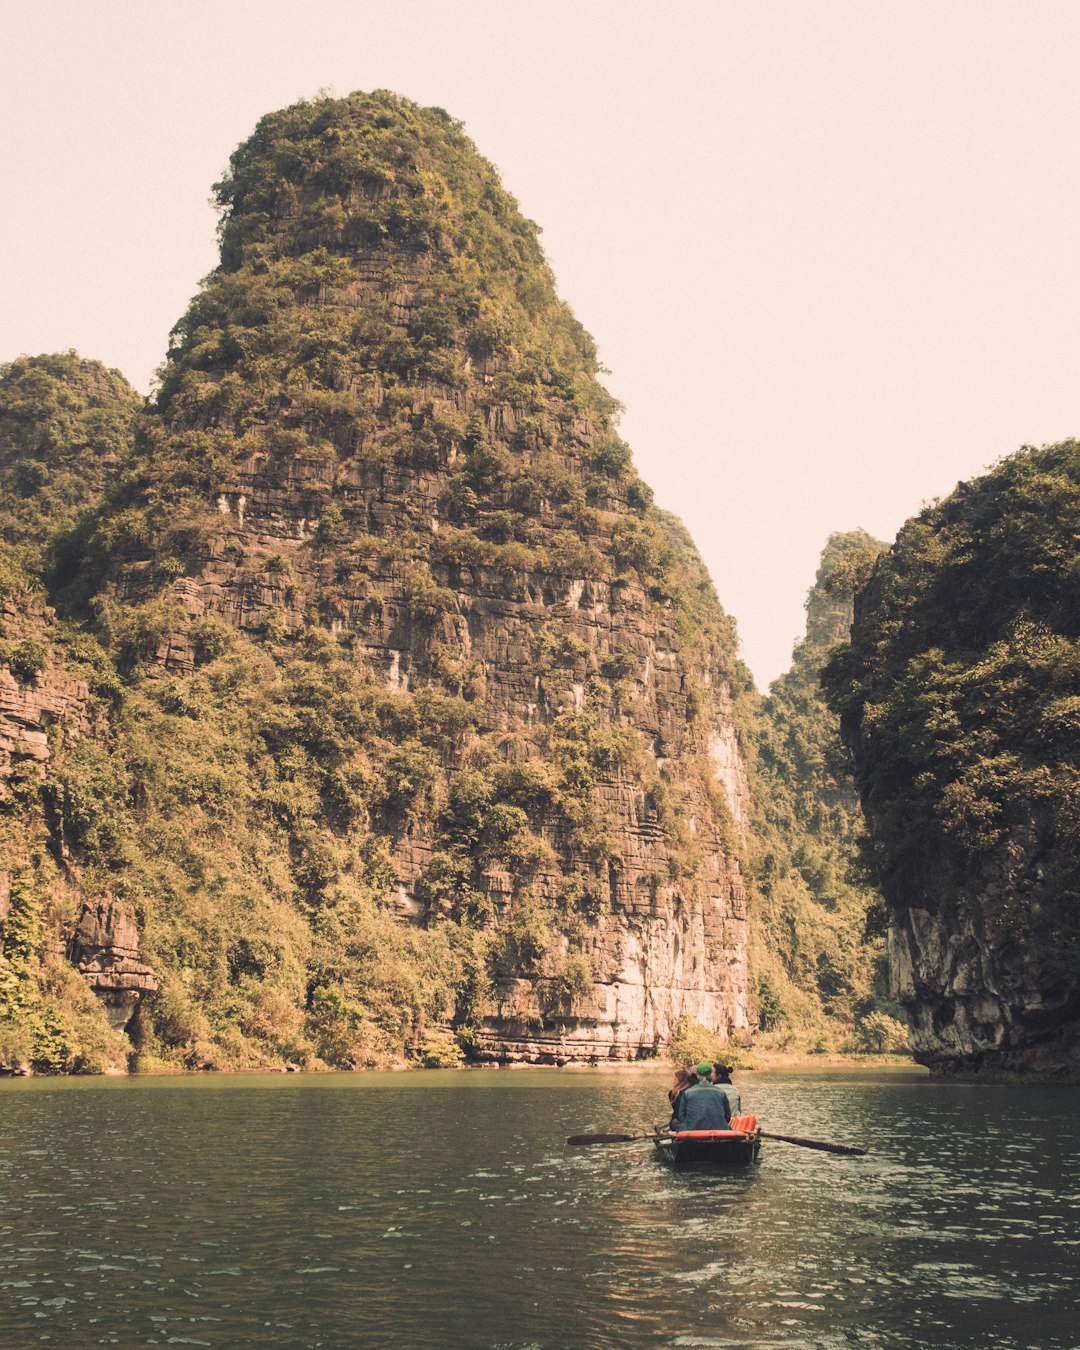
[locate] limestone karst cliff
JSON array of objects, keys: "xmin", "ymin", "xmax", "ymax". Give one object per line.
[
  {"xmin": 1, "ymin": 93, "xmax": 754, "ymax": 1070},
  {"xmin": 825, "ymin": 443, "xmax": 1080, "ymax": 1076}
]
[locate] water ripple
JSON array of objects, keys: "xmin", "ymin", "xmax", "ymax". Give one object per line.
[{"xmin": 0, "ymin": 1068, "xmax": 1077, "ymax": 1347}]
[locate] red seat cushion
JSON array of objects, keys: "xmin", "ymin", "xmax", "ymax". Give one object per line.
[{"xmin": 728, "ymin": 1114, "xmax": 758, "ymax": 1133}]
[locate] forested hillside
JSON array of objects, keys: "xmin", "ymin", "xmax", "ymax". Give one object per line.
[
  {"xmin": 0, "ymin": 354, "xmax": 145, "ymax": 1071},
  {"xmin": 825, "ymin": 442, "xmax": 1080, "ymax": 1074},
  {"xmin": 746, "ymin": 531, "xmax": 904, "ymax": 1051}
]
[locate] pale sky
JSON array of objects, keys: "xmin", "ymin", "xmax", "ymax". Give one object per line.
[{"xmin": 3, "ymin": 2, "xmax": 1078, "ymax": 688}]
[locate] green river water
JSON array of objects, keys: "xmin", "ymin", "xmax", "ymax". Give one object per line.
[{"xmin": 0, "ymin": 1065, "xmax": 1077, "ymax": 1348}]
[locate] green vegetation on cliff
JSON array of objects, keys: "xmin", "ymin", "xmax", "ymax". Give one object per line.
[
  {"xmin": 746, "ymin": 530, "xmax": 906, "ymax": 1052},
  {"xmin": 824, "ymin": 444, "xmax": 1080, "ymax": 1007},
  {"xmin": 0, "ymin": 357, "xmax": 146, "ymax": 1070},
  {"xmin": 0, "ymin": 354, "xmax": 141, "ymax": 607},
  {"xmin": 93, "ymin": 91, "xmax": 650, "ymax": 581}
]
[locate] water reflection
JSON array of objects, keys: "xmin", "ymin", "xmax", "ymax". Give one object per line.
[{"xmin": 0, "ymin": 1068, "xmax": 1077, "ymax": 1347}]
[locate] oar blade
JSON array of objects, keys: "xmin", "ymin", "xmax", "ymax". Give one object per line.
[{"xmin": 761, "ymin": 1131, "xmax": 868, "ymax": 1156}]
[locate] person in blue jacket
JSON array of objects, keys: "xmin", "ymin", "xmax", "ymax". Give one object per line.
[{"xmin": 675, "ymin": 1064, "xmax": 733, "ymax": 1131}]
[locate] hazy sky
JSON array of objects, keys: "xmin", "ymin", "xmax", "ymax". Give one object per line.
[{"xmin": 3, "ymin": 2, "xmax": 1078, "ymax": 688}]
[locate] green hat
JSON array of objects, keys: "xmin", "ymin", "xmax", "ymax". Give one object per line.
[{"xmin": 694, "ymin": 1061, "xmax": 714, "ymax": 1078}]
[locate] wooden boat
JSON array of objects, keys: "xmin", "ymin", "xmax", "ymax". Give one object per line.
[{"xmin": 652, "ymin": 1113, "xmax": 761, "ymax": 1167}]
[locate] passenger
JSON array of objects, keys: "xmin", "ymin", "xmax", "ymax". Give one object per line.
[
  {"xmin": 675, "ymin": 1064, "xmax": 733, "ymax": 1131},
  {"xmin": 667, "ymin": 1067, "xmax": 698, "ymax": 1130},
  {"xmin": 709, "ymin": 1061, "xmax": 741, "ymax": 1117}
]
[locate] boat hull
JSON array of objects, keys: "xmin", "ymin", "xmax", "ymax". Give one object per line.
[{"xmin": 653, "ymin": 1128, "xmax": 761, "ymax": 1167}]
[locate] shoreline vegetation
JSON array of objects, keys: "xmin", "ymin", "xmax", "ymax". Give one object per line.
[{"xmin": 0, "ymin": 1049, "xmax": 920, "ymax": 1079}]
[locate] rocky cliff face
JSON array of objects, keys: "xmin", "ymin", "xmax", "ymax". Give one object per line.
[
  {"xmin": 0, "ymin": 593, "xmax": 83, "ymax": 946},
  {"xmin": 0, "ymin": 600, "xmax": 90, "ymax": 789},
  {"xmin": 68, "ymin": 898, "xmax": 158, "ymax": 1031},
  {"xmin": 869, "ymin": 767, "xmax": 1080, "ymax": 1076},
  {"xmin": 826, "ymin": 444, "xmax": 1080, "ymax": 1077},
  {"xmin": 888, "ymin": 857, "xmax": 1079, "ymax": 1076},
  {"xmin": 81, "ymin": 92, "xmax": 752, "ymax": 1064}
]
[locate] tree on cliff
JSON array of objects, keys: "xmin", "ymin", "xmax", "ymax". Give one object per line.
[
  {"xmin": 823, "ymin": 442, "xmax": 1080, "ymax": 1074},
  {"xmin": 0, "ymin": 352, "xmax": 141, "ymax": 579}
]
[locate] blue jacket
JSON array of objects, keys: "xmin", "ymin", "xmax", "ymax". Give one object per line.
[{"xmin": 675, "ymin": 1081, "xmax": 732, "ymax": 1131}]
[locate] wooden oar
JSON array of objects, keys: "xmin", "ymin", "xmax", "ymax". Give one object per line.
[
  {"xmin": 759, "ymin": 1131, "xmax": 867, "ymax": 1156},
  {"xmin": 567, "ymin": 1129, "xmax": 867, "ymax": 1156}
]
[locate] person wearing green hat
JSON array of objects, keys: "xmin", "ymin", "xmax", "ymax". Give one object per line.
[{"xmin": 674, "ymin": 1063, "xmax": 733, "ymax": 1131}]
